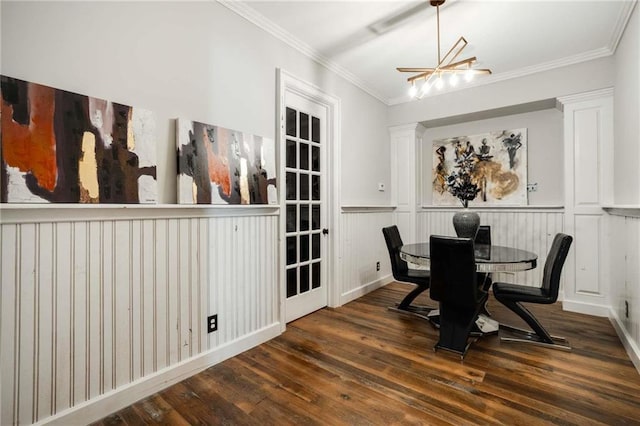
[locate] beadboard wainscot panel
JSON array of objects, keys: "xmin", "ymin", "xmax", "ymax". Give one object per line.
[
  {"xmin": 605, "ymin": 207, "xmax": 640, "ymax": 373},
  {"xmin": 417, "ymin": 206, "xmax": 564, "ymax": 288},
  {"xmin": 340, "ymin": 206, "xmax": 396, "ymax": 304},
  {"xmin": 0, "ymin": 205, "xmax": 281, "ymax": 426}
]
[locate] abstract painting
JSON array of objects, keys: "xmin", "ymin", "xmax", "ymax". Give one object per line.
[
  {"xmin": 432, "ymin": 128, "xmax": 527, "ymax": 206},
  {"xmin": 176, "ymin": 119, "xmax": 277, "ymax": 204},
  {"xmin": 1, "ymin": 76, "xmax": 157, "ymax": 203}
]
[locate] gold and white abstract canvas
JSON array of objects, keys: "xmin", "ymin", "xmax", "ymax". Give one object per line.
[{"xmin": 432, "ymin": 128, "xmax": 528, "ymax": 206}]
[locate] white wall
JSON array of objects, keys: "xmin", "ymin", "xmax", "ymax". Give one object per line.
[
  {"xmin": 0, "ymin": 0, "xmax": 390, "ymax": 205},
  {"xmin": 0, "ymin": 1, "xmax": 393, "ymax": 424},
  {"xmin": 421, "ymin": 109, "xmax": 564, "ymax": 206},
  {"xmin": 614, "ymin": 3, "xmax": 640, "ymax": 205},
  {"xmin": 610, "ymin": 3, "xmax": 640, "ymax": 371}
]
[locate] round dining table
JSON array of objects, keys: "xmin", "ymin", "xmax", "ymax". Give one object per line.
[{"xmin": 400, "ymin": 243, "xmax": 538, "ymax": 273}]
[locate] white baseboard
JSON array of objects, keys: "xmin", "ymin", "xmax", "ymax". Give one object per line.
[
  {"xmin": 340, "ymin": 275, "xmax": 393, "ymax": 305},
  {"xmin": 562, "ymin": 300, "xmax": 610, "ymax": 317},
  {"xmin": 39, "ymin": 323, "xmax": 282, "ymax": 426},
  {"xmin": 609, "ymin": 309, "xmax": 640, "ymax": 374}
]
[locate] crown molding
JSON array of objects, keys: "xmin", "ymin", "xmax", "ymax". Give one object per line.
[
  {"xmin": 218, "ymin": 0, "xmax": 635, "ymax": 108},
  {"xmin": 556, "ymin": 87, "xmax": 614, "ymax": 107},
  {"xmin": 608, "ymin": 0, "xmax": 638, "ymax": 53},
  {"xmin": 217, "ymin": 0, "xmax": 389, "ymax": 104}
]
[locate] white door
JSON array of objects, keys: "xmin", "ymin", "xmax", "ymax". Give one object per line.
[{"xmin": 283, "ymin": 90, "xmax": 328, "ymax": 322}]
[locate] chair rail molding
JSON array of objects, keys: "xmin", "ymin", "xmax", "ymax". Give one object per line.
[
  {"xmin": 557, "ymin": 88, "xmax": 614, "ymax": 317},
  {"xmin": 389, "ymin": 123, "xmax": 426, "ymax": 244}
]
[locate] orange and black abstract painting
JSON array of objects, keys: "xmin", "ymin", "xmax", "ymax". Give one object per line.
[
  {"xmin": 1, "ymin": 76, "xmax": 157, "ymax": 203},
  {"xmin": 176, "ymin": 118, "xmax": 276, "ymax": 205}
]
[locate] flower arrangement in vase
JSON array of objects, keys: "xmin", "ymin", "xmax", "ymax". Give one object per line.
[{"xmin": 446, "ymin": 150, "xmax": 481, "ymax": 238}]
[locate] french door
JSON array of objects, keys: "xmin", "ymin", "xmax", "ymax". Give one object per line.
[{"xmin": 283, "ymin": 90, "xmax": 328, "ymax": 322}]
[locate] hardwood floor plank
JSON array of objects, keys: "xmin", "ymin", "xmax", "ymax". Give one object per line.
[
  {"xmin": 129, "ymin": 394, "xmax": 191, "ymax": 425},
  {"xmin": 93, "ymin": 282, "xmax": 640, "ymax": 425}
]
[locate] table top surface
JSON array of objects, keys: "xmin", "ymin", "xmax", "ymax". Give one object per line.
[
  {"xmin": 400, "ymin": 243, "xmax": 538, "ymax": 272},
  {"xmin": 400, "ymin": 243, "xmax": 537, "ymax": 265}
]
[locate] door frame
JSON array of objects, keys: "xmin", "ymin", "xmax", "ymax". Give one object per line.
[{"xmin": 277, "ymin": 69, "xmax": 341, "ymax": 329}]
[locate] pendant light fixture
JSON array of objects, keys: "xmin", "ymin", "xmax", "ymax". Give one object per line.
[{"xmin": 397, "ymin": 0, "xmax": 491, "ymax": 99}]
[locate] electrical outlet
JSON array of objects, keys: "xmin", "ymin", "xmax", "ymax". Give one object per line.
[
  {"xmin": 376, "ymin": 261, "xmax": 380, "ymax": 271},
  {"xmin": 625, "ymin": 301, "xmax": 629, "ymax": 319},
  {"xmin": 207, "ymin": 314, "xmax": 218, "ymax": 333}
]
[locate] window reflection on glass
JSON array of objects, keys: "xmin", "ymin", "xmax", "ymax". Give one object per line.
[
  {"xmin": 312, "ymin": 233, "xmax": 320, "ymax": 259},
  {"xmin": 312, "ymin": 116, "xmax": 320, "ymax": 143},
  {"xmin": 286, "ymin": 140, "xmax": 296, "ymax": 168},
  {"xmin": 300, "ymin": 112, "xmax": 309, "ymax": 140},
  {"xmin": 312, "ymin": 262, "xmax": 320, "ymax": 289},
  {"xmin": 287, "ymin": 268, "xmax": 297, "ymax": 297},
  {"xmin": 312, "ymin": 205, "xmax": 320, "ymax": 230},
  {"xmin": 300, "ymin": 264, "xmax": 310, "ymax": 293},
  {"xmin": 286, "ymin": 108, "xmax": 297, "ymax": 137},
  {"xmin": 312, "ymin": 175, "xmax": 320, "ymax": 200},
  {"xmin": 300, "ymin": 174, "xmax": 309, "ymax": 200},
  {"xmin": 300, "ymin": 234, "xmax": 309, "ymax": 262},
  {"xmin": 286, "ymin": 204, "xmax": 297, "ymax": 233},
  {"xmin": 312, "ymin": 146, "xmax": 320, "ymax": 171},
  {"xmin": 299, "ymin": 143, "xmax": 309, "ymax": 170},
  {"xmin": 286, "ymin": 236, "xmax": 297, "ymax": 265},
  {"xmin": 300, "ymin": 205, "xmax": 309, "ymax": 231},
  {"xmin": 286, "ymin": 172, "xmax": 296, "ymax": 200}
]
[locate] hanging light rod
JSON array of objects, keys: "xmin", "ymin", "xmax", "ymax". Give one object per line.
[{"xmin": 397, "ymin": 0, "xmax": 491, "ymax": 99}]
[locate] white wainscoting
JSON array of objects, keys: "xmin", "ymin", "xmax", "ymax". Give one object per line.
[
  {"xmin": 417, "ymin": 207, "xmax": 565, "ymax": 288},
  {"xmin": 339, "ymin": 207, "xmax": 395, "ymax": 305},
  {"xmin": 606, "ymin": 210, "xmax": 640, "ymax": 372},
  {"xmin": 0, "ymin": 208, "xmax": 280, "ymax": 425}
]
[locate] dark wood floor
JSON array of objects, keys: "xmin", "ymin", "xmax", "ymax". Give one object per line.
[{"xmin": 94, "ymin": 282, "xmax": 640, "ymax": 425}]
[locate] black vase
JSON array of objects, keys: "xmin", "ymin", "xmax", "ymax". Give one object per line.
[{"xmin": 453, "ymin": 208, "xmax": 480, "ymax": 239}]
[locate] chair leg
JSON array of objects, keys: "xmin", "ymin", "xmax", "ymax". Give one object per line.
[
  {"xmin": 498, "ymin": 300, "xmax": 571, "ymax": 351},
  {"xmin": 397, "ymin": 283, "xmax": 429, "ymax": 310}
]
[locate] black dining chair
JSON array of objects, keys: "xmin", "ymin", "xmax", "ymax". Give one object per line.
[
  {"xmin": 492, "ymin": 233, "xmax": 573, "ymax": 350},
  {"xmin": 382, "ymin": 226, "xmax": 432, "ymax": 318},
  {"xmin": 429, "ymin": 235, "xmax": 489, "ymax": 358}
]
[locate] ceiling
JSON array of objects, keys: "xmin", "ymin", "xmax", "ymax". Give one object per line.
[{"xmin": 226, "ymin": 0, "xmax": 636, "ymax": 105}]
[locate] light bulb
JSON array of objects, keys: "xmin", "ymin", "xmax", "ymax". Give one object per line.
[
  {"xmin": 408, "ymin": 84, "xmax": 418, "ymax": 98},
  {"xmin": 465, "ymin": 69, "xmax": 475, "ymax": 82},
  {"xmin": 435, "ymin": 76, "xmax": 444, "ymax": 90},
  {"xmin": 449, "ymin": 73, "xmax": 459, "ymax": 87}
]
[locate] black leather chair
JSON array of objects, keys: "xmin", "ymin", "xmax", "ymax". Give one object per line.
[
  {"xmin": 475, "ymin": 225, "xmax": 491, "ymax": 245},
  {"xmin": 382, "ymin": 226, "xmax": 432, "ymax": 318},
  {"xmin": 492, "ymin": 233, "xmax": 573, "ymax": 350},
  {"xmin": 429, "ymin": 235, "xmax": 488, "ymax": 358}
]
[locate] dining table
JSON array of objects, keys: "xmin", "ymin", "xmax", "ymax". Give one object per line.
[
  {"xmin": 399, "ymin": 241, "xmax": 539, "ymax": 335},
  {"xmin": 399, "ymin": 242, "xmax": 538, "ymax": 273}
]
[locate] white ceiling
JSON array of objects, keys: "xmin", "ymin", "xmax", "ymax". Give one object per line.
[{"xmin": 226, "ymin": 0, "xmax": 636, "ymax": 105}]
